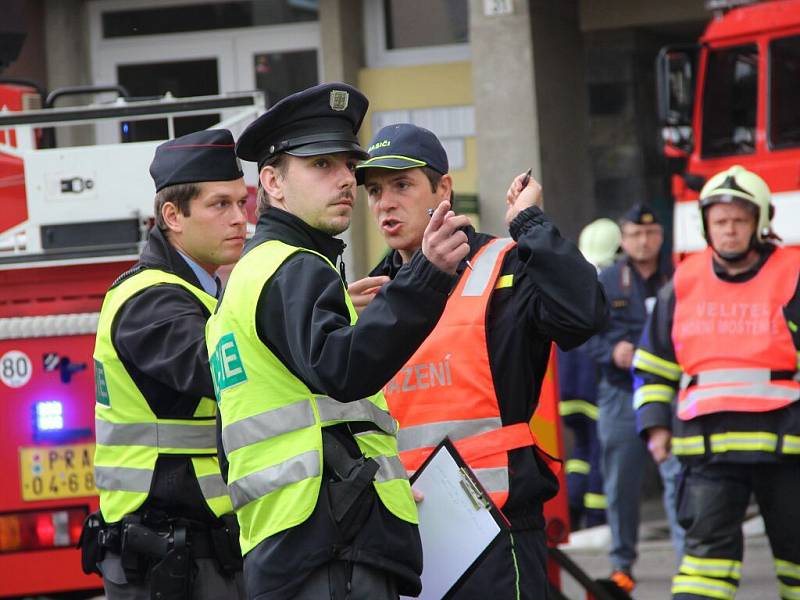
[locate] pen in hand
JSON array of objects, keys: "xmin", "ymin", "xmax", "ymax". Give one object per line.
[
  {"xmin": 427, "ymin": 207, "xmax": 473, "ymax": 270},
  {"xmin": 520, "ymin": 168, "xmax": 532, "ymax": 189}
]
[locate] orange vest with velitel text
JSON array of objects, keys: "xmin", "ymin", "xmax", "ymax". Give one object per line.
[
  {"xmin": 383, "ymin": 237, "xmax": 538, "ymax": 508},
  {"xmin": 672, "ymin": 246, "xmax": 800, "ymax": 421}
]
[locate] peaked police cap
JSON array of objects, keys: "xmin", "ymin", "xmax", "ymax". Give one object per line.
[
  {"xmin": 149, "ymin": 129, "xmax": 242, "ymax": 192},
  {"xmin": 236, "ymin": 82, "xmax": 369, "ymax": 168}
]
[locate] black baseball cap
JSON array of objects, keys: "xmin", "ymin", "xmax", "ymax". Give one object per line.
[
  {"xmin": 149, "ymin": 129, "xmax": 243, "ymax": 192},
  {"xmin": 236, "ymin": 82, "xmax": 369, "ymax": 168},
  {"xmin": 355, "ymin": 123, "xmax": 448, "ymax": 185},
  {"xmin": 620, "ymin": 203, "xmax": 660, "ymax": 226}
]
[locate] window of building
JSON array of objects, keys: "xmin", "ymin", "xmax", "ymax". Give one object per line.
[
  {"xmin": 700, "ymin": 44, "xmax": 758, "ymax": 157},
  {"xmin": 364, "ymin": 0, "xmax": 470, "ymax": 68},
  {"xmin": 383, "ymin": 0, "xmax": 468, "ymax": 49},
  {"xmin": 769, "ymin": 35, "xmax": 800, "ymax": 149},
  {"xmin": 102, "ymin": 0, "xmax": 318, "ymax": 38},
  {"xmin": 254, "ymin": 49, "xmax": 318, "ymax": 106}
]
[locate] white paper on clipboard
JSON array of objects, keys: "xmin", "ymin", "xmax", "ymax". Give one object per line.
[{"xmin": 400, "ymin": 443, "xmax": 502, "ymax": 600}]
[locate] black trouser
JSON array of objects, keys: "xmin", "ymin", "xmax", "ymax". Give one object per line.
[
  {"xmin": 293, "ymin": 561, "xmax": 398, "ymax": 600},
  {"xmin": 672, "ymin": 461, "xmax": 800, "ymax": 600},
  {"xmin": 451, "ymin": 529, "xmax": 548, "ymax": 600}
]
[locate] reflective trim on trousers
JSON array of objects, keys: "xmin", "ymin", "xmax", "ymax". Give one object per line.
[
  {"xmin": 396, "ymin": 417, "xmax": 502, "ymax": 453},
  {"xmin": 672, "ymin": 436, "xmax": 706, "ymax": 456},
  {"xmin": 679, "ymin": 555, "xmax": 742, "ymax": 580},
  {"xmin": 461, "ymin": 238, "xmax": 512, "ymax": 297},
  {"xmin": 709, "ymin": 432, "xmax": 778, "ymax": 453},
  {"xmin": 671, "ymin": 575, "xmax": 737, "ymax": 599},
  {"xmin": 95, "ymin": 465, "xmax": 152, "ymax": 493},
  {"xmin": 783, "ymin": 435, "xmax": 800, "ymax": 455},
  {"xmin": 776, "ymin": 558, "xmax": 800, "ymax": 581},
  {"xmin": 95, "ymin": 418, "xmax": 216, "ymax": 451},
  {"xmin": 315, "ymin": 396, "xmax": 397, "ymax": 436},
  {"xmin": 780, "ymin": 581, "xmax": 800, "ymax": 600},
  {"xmin": 222, "ymin": 400, "xmax": 316, "ymax": 454},
  {"xmin": 228, "ymin": 449, "xmax": 320, "ymax": 510},
  {"xmin": 584, "ymin": 492, "xmax": 607, "ymax": 510}
]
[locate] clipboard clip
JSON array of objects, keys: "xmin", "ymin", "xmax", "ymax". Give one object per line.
[{"xmin": 459, "ymin": 467, "xmax": 490, "ymax": 511}]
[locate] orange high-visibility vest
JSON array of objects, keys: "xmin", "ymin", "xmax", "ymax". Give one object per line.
[
  {"xmin": 673, "ymin": 246, "xmax": 800, "ymax": 420},
  {"xmin": 383, "ymin": 238, "xmax": 538, "ymax": 508}
]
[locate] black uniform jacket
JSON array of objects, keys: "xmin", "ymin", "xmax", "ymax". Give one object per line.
[
  {"xmin": 237, "ymin": 207, "xmax": 457, "ymax": 600},
  {"xmin": 371, "ymin": 206, "xmax": 609, "ymax": 527},
  {"xmin": 110, "ymin": 226, "xmax": 220, "ymax": 523},
  {"xmin": 634, "ymin": 244, "xmax": 800, "ymax": 464}
]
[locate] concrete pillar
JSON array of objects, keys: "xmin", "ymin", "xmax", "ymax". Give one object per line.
[
  {"xmin": 319, "ymin": 0, "xmax": 371, "ymax": 278},
  {"xmin": 470, "ymin": 0, "xmax": 591, "ymax": 241},
  {"xmin": 43, "ymin": 0, "xmax": 93, "ymax": 146}
]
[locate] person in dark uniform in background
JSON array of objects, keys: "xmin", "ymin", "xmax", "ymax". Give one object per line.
[
  {"xmin": 87, "ymin": 130, "xmax": 248, "ymax": 599},
  {"xmin": 356, "ymin": 123, "xmax": 608, "ymax": 600},
  {"xmin": 583, "ymin": 204, "xmax": 683, "ymax": 594},
  {"xmin": 558, "ymin": 217, "xmax": 621, "ymax": 530},
  {"xmin": 207, "ymin": 83, "xmax": 470, "ymax": 600}
]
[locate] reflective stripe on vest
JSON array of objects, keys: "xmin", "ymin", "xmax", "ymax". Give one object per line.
[
  {"xmin": 208, "ymin": 240, "xmax": 417, "ymax": 554},
  {"xmin": 93, "ymin": 269, "xmax": 232, "ymax": 523},
  {"xmin": 384, "ymin": 238, "xmax": 539, "ymax": 508},
  {"xmin": 672, "ymin": 246, "xmax": 800, "ymax": 421},
  {"xmin": 96, "ymin": 418, "xmax": 217, "ymax": 452}
]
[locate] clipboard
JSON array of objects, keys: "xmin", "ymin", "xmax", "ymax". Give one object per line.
[{"xmin": 401, "ymin": 438, "xmax": 510, "ymax": 600}]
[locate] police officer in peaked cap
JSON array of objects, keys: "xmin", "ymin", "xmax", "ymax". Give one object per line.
[
  {"xmin": 87, "ymin": 129, "xmax": 248, "ymax": 599},
  {"xmin": 207, "ymin": 83, "xmax": 471, "ymax": 599}
]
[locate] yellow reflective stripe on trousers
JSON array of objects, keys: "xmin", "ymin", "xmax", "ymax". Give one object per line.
[
  {"xmin": 559, "ymin": 399, "xmax": 599, "ymax": 419},
  {"xmin": 632, "ymin": 349, "xmax": 682, "ymax": 381},
  {"xmin": 461, "ymin": 238, "xmax": 513, "ymax": 297},
  {"xmin": 673, "ymin": 436, "xmax": 706, "ymax": 456},
  {"xmin": 776, "ymin": 558, "xmax": 800, "ymax": 581},
  {"xmin": 680, "ymin": 555, "xmax": 742, "ymax": 580},
  {"xmin": 227, "ymin": 449, "xmax": 320, "ymax": 510},
  {"xmin": 396, "ymin": 417, "xmax": 502, "ymax": 452},
  {"xmin": 710, "ymin": 432, "xmax": 778, "ymax": 453},
  {"xmin": 566, "ymin": 459, "xmax": 590, "ymax": 475},
  {"xmin": 584, "ymin": 492, "xmax": 607, "ymax": 510},
  {"xmin": 780, "ymin": 581, "xmax": 800, "ymax": 600},
  {"xmin": 316, "ymin": 396, "xmax": 397, "ymax": 435},
  {"xmin": 633, "ymin": 384, "xmax": 676, "ymax": 409},
  {"xmin": 671, "ymin": 575, "xmax": 737, "ymax": 599},
  {"xmin": 782, "ymin": 435, "xmax": 800, "ymax": 455},
  {"xmin": 95, "ymin": 418, "xmax": 216, "ymax": 452},
  {"xmin": 221, "ymin": 399, "xmax": 316, "ymax": 454}
]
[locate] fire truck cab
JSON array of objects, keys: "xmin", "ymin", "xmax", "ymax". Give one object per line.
[{"xmin": 656, "ymin": 0, "xmax": 800, "ymax": 256}]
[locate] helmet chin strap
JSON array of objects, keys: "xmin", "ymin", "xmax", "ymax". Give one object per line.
[{"xmin": 710, "ymin": 233, "xmax": 758, "ymax": 264}]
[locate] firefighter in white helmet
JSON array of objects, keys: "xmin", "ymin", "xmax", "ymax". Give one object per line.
[{"xmin": 632, "ymin": 165, "xmax": 800, "ymax": 600}]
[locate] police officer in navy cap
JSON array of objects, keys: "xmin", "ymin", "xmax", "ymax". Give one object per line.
[
  {"xmin": 584, "ymin": 202, "xmax": 684, "ymax": 594},
  {"xmin": 86, "ymin": 129, "xmax": 247, "ymax": 600},
  {"xmin": 207, "ymin": 83, "xmax": 471, "ymax": 599}
]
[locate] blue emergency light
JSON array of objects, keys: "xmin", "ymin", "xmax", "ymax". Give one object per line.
[{"xmin": 35, "ymin": 400, "xmax": 64, "ymax": 432}]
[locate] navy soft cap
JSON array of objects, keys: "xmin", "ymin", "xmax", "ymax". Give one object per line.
[
  {"xmin": 149, "ymin": 129, "xmax": 242, "ymax": 192},
  {"xmin": 621, "ymin": 203, "xmax": 660, "ymax": 226},
  {"xmin": 355, "ymin": 123, "xmax": 448, "ymax": 184}
]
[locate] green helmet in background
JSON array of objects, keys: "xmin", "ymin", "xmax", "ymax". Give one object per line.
[
  {"xmin": 579, "ymin": 218, "xmax": 622, "ymax": 269},
  {"xmin": 698, "ymin": 165, "xmax": 774, "ymax": 243}
]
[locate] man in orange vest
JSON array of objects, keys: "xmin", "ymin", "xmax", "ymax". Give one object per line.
[
  {"xmin": 633, "ymin": 165, "xmax": 800, "ymax": 600},
  {"xmin": 353, "ymin": 123, "xmax": 608, "ymax": 599}
]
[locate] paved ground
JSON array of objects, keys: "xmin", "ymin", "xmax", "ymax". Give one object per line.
[{"xmin": 558, "ymin": 511, "xmax": 777, "ymax": 599}]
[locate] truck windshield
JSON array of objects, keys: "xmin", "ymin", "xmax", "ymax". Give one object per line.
[
  {"xmin": 701, "ymin": 44, "xmax": 757, "ymax": 157},
  {"xmin": 770, "ymin": 35, "xmax": 800, "ymax": 149}
]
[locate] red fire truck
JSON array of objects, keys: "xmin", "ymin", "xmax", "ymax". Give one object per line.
[
  {"xmin": 657, "ymin": 0, "xmax": 800, "ymax": 256},
  {"xmin": 0, "ymin": 81, "xmax": 263, "ymax": 598}
]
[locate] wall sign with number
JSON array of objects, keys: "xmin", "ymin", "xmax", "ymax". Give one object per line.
[
  {"xmin": 1, "ymin": 350, "xmax": 33, "ymax": 388},
  {"xmin": 484, "ymin": 0, "xmax": 514, "ymax": 16}
]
